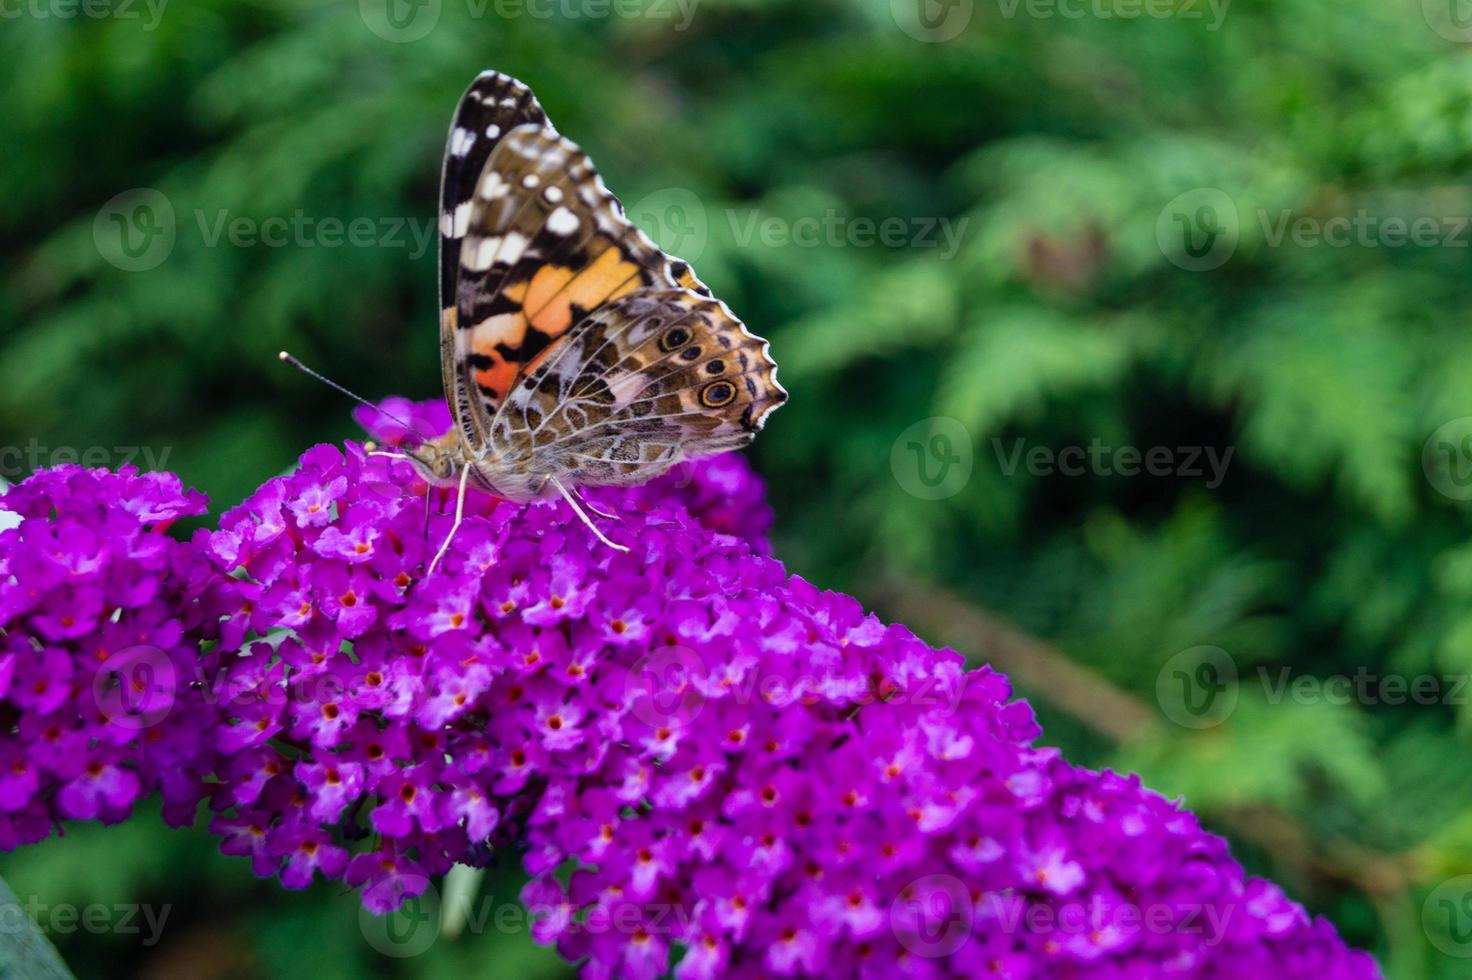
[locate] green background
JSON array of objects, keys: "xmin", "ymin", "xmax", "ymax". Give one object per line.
[{"xmin": 4, "ymin": 0, "xmax": 1472, "ymax": 975}]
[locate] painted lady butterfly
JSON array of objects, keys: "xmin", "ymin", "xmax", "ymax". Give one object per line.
[{"xmin": 374, "ymin": 72, "xmax": 784, "ymax": 564}]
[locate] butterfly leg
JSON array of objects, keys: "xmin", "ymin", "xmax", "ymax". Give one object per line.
[
  {"xmin": 427, "ymin": 464, "xmax": 473, "ymax": 576},
  {"xmin": 574, "ymin": 487, "xmax": 619, "ymax": 521},
  {"xmin": 551, "ymin": 477, "xmax": 630, "ymax": 553}
]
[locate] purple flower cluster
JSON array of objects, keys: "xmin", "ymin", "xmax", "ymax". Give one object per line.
[
  {"xmin": 0, "ymin": 466, "xmax": 228, "ymax": 841},
  {"xmin": 0, "ymin": 404, "xmax": 1382, "ymax": 978}
]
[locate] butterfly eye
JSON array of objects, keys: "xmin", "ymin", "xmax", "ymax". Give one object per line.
[
  {"xmin": 659, "ymin": 327, "xmax": 692, "ymax": 352},
  {"xmin": 700, "ymin": 380, "xmax": 737, "ymax": 408},
  {"xmin": 705, "ymin": 360, "xmax": 726, "ymax": 375}
]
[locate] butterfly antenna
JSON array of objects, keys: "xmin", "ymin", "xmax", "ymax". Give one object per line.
[{"xmin": 277, "ymin": 351, "xmax": 433, "ymax": 443}]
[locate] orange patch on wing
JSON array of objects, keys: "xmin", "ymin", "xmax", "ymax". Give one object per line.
[
  {"xmin": 473, "ymin": 349, "xmax": 518, "ymax": 400},
  {"xmin": 472, "ymin": 310, "xmax": 528, "ymax": 401},
  {"xmin": 525, "ymin": 265, "xmax": 578, "ymax": 338},
  {"xmin": 526, "ymin": 247, "xmax": 642, "ymax": 339},
  {"xmin": 525, "ymin": 265, "xmax": 575, "ymax": 316}
]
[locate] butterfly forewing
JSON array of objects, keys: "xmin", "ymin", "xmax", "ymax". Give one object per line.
[{"xmin": 439, "ymin": 73, "xmax": 551, "ymax": 450}]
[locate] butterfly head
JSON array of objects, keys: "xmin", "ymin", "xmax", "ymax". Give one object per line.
[
  {"xmin": 409, "ymin": 432, "xmax": 470, "ymax": 486},
  {"xmin": 366, "ymin": 431, "xmax": 466, "ymax": 488}
]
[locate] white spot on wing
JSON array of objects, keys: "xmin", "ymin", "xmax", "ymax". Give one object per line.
[
  {"xmin": 498, "ymin": 231, "xmax": 529, "ymax": 264},
  {"xmin": 465, "ymin": 236, "xmax": 500, "ymax": 270},
  {"xmin": 546, "ymin": 206, "xmax": 580, "ymax": 236},
  {"xmin": 440, "ymin": 201, "xmax": 473, "ymax": 239},
  {"xmin": 477, "ymin": 171, "xmax": 510, "ymax": 200},
  {"xmin": 450, "ymin": 127, "xmax": 475, "ymax": 157},
  {"xmin": 470, "ymin": 312, "xmax": 521, "ymax": 342}
]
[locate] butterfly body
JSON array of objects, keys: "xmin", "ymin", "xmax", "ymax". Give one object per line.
[{"xmin": 409, "ymin": 71, "xmax": 783, "ymax": 511}]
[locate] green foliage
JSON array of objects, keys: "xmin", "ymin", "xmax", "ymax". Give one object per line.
[{"xmin": 4, "ymin": 0, "xmax": 1472, "ymax": 974}]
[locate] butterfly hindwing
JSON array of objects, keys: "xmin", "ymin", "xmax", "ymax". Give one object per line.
[{"xmin": 488, "ymin": 288, "xmax": 783, "ymax": 489}]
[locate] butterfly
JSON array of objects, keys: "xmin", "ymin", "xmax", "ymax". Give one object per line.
[{"xmin": 388, "ymin": 72, "xmax": 784, "ymax": 567}]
